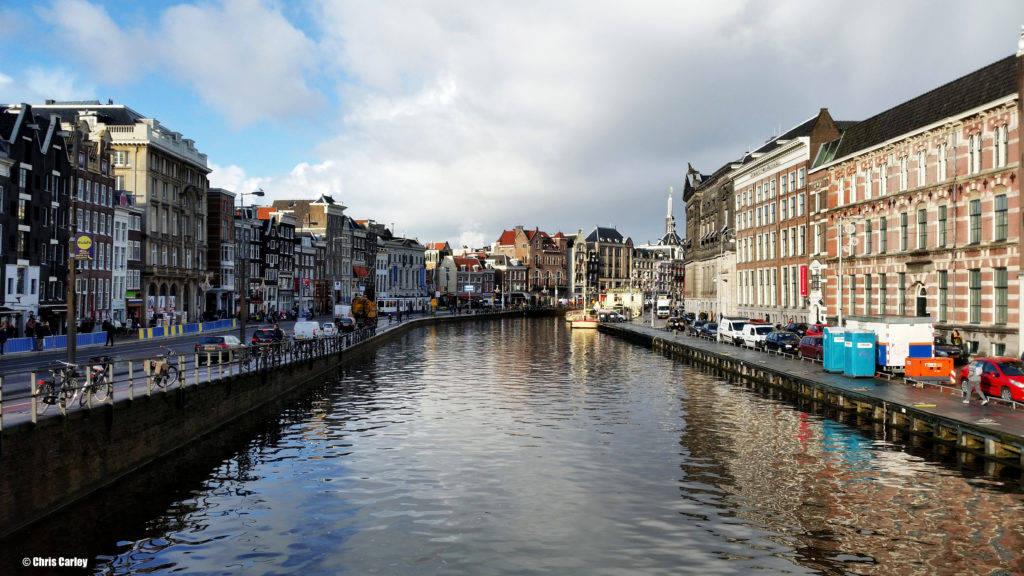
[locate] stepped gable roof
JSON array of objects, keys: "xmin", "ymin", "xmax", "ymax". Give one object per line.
[{"xmin": 815, "ymin": 54, "xmax": 1017, "ymax": 167}]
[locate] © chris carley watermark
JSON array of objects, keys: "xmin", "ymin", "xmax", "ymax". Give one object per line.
[{"xmin": 22, "ymin": 557, "xmax": 88, "ymax": 569}]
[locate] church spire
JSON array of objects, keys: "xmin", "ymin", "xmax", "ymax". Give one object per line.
[{"xmin": 665, "ymin": 187, "xmax": 676, "ymax": 237}]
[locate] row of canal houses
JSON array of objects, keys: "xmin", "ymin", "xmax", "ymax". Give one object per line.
[
  {"xmin": 684, "ymin": 30, "xmax": 1024, "ymax": 358},
  {"xmin": 0, "ymin": 100, "xmax": 431, "ymax": 335},
  {"xmin": 0, "ymin": 97, "xmax": 679, "ymax": 336}
]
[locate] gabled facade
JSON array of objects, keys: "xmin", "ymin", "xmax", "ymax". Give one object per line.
[
  {"xmin": 683, "ymin": 162, "xmax": 737, "ymax": 320},
  {"xmin": 205, "ymin": 188, "xmax": 236, "ymax": 319},
  {"xmin": 26, "ymin": 101, "xmax": 211, "ymax": 326},
  {"xmin": 812, "ymin": 39, "xmax": 1023, "ymax": 357},
  {"xmin": 0, "ymin": 105, "xmax": 74, "ymax": 335},
  {"xmin": 492, "ymin": 226, "xmax": 569, "ymax": 304},
  {"xmin": 731, "ymin": 109, "xmax": 847, "ymax": 325},
  {"xmin": 66, "ymin": 115, "xmax": 116, "ymax": 327},
  {"xmin": 113, "ymin": 190, "xmax": 144, "ymax": 325},
  {"xmin": 583, "ymin": 226, "xmax": 633, "ymax": 295}
]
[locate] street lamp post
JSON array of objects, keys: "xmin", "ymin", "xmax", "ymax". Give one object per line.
[
  {"xmin": 836, "ymin": 214, "xmax": 862, "ymax": 328},
  {"xmin": 238, "ymin": 188, "xmax": 264, "ymax": 342}
]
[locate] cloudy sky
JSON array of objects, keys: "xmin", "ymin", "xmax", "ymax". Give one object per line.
[{"xmin": 3, "ymin": 1, "xmax": 1023, "ymax": 248}]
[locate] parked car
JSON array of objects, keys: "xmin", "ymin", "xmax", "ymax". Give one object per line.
[
  {"xmin": 933, "ymin": 335, "xmax": 967, "ymax": 365},
  {"xmin": 957, "ymin": 357, "xmax": 1024, "ymax": 402},
  {"xmin": 717, "ymin": 317, "xmax": 749, "ymax": 345},
  {"xmin": 741, "ymin": 324, "xmax": 774, "ymax": 349},
  {"xmin": 688, "ymin": 320, "xmax": 706, "ymax": 337},
  {"xmin": 785, "ymin": 322, "xmax": 810, "ymax": 336},
  {"xmin": 763, "ymin": 330, "xmax": 801, "ymax": 355},
  {"xmin": 798, "ymin": 334, "xmax": 824, "ymax": 360},
  {"xmin": 292, "ymin": 320, "xmax": 321, "ymax": 340},
  {"xmin": 195, "ymin": 335, "xmax": 246, "ymax": 364},
  {"xmin": 251, "ymin": 327, "xmax": 289, "ymax": 346},
  {"xmin": 321, "ymin": 322, "xmax": 338, "ymax": 337},
  {"xmin": 666, "ymin": 316, "xmax": 686, "ymax": 331},
  {"xmin": 702, "ymin": 323, "xmax": 719, "ymax": 340},
  {"xmin": 337, "ymin": 316, "xmax": 356, "ymax": 332}
]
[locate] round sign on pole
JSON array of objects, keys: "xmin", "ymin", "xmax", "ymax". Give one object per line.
[{"xmin": 844, "ymin": 222, "xmax": 857, "ymax": 235}]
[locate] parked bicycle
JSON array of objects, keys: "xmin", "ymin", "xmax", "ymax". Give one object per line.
[
  {"xmin": 149, "ymin": 346, "xmax": 180, "ymax": 388},
  {"xmin": 36, "ymin": 360, "xmax": 80, "ymax": 416},
  {"xmin": 83, "ymin": 355, "xmax": 114, "ymax": 405}
]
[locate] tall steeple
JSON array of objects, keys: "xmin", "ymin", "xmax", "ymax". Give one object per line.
[{"xmin": 665, "ymin": 187, "xmax": 676, "ymax": 237}]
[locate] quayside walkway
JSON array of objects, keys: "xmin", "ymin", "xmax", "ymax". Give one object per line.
[{"xmin": 600, "ymin": 321, "xmax": 1024, "ymax": 473}]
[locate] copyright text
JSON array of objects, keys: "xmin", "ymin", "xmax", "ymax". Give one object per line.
[{"xmin": 22, "ymin": 557, "xmax": 88, "ymax": 569}]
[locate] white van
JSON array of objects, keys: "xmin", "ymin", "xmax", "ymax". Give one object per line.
[
  {"xmin": 292, "ymin": 320, "xmax": 320, "ymax": 340},
  {"xmin": 741, "ymin": 323, "xmax": 774, "ymax": 349},
  {"xmin": 717, "ymin": 317, "xmax": 749, "ymax": 345}
]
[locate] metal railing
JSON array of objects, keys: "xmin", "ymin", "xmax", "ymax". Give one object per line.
[{"xmin": 0, "ymin": 325, "xmax": 380, "ymax": 431}]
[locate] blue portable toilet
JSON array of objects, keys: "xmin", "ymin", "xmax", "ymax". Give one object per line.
[
  {"xmin": 823, "ymin": 327, "xmax": 846, "ymax": 373},
  {"xmin": 844, "ymin": 329, "xmax": 876, "ymax": 378}
]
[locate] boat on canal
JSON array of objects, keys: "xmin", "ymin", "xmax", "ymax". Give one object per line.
[{"xmin": 566, "ymin": 309, "xmax": 598, "ymax": 329}]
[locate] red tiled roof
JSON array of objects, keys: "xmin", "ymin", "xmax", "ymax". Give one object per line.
[{"xmin": 496, "ymin": 230, "xmax": 517, "ymax": 245}]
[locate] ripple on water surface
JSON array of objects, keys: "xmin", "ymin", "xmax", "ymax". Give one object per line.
[{"xmin": 8, "ymin": 318, "xmax": 1022, "ymax": 576}]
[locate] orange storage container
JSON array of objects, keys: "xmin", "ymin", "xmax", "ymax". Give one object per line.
[{"xmin": 905, "ymin": 356, "xmax": 953, "ymax": 378}]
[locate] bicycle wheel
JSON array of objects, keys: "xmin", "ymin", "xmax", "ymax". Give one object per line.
[
  {"xmin": 238, "ymin": 351, "xmax": 251, "ymax": 373},
  {"xmin": 36, "ymin": 383, "xmax": 55, "ymax": 416},
  {"xmin": 60, "ymin": 378, "xmax": 79, "ymax": 411},
  {"xmin": 165, "ymin": 365, "xmax": 180, "ymax": 387},
  {"xmin": 92, "ymin": 380, "xmax": 111, "ymax": 403}
]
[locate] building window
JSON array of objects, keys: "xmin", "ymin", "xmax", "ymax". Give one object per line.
[
  {"xmin": 879, "ymin": 217, "xmax": 887, "ymax": 253},
  {"xmin": 995, "ymin": 267, "xmax": 1007, "ymax": 325},
  {"xmin": 968, "ymin": 133, "xmax": 982, "ymax": 174},
  {"xmin": 937, "ymin": 142, "xmax": 947, "ymax": 181},
  {"xmin": 969, "ymin": 199, "xmax": 981, "ymax": 244},
  {"xmin": 917, "ymin": 150, "xmax": 926, "ymax": 187},
  {"xmin": 849, "ymin": 275, "xmax": 855, "ymax": 314},
  {"xmin": 898, "ymin": 272, "xmax": 906, "ymax": 315},
  {"xmin": 798, "ymin": 168, "xmax": 805, "ymax": 189},
  {"xmin": 938, "ymin": 205, "xmax": 947, "ymax": 247},
  {"xmin": 938, "ymin": 270, "xmax": 948, "ymax": 323},
  {"xmin": 917, "ymin": 208, "xmax": 927, "ymax": 249},
  {"xmin": 995, "ymin": 194, "xmax": 1007, "ymax": 241},
  {"xmin": 900, "ymin": 212, "xmax": 908, "ymax": 251},
  {"xmin": 995, "ymin": 124, "xmax": 1008, "ymax": 168},
  {"xmin": 864, "ymin": 219, "xmax": 873, "ymax": 254},
  {"xmin": 879, "ymin": 164, "xmax": 888, "ymax": 196},
  {"xmin": 864, "ymin": 274, "xmax": 872, "ymax": 314},
  {"xmin": 969, "ymin": 269, "xmax": 981, "ymax": 324},
  {"xmin": 879, "ymin": 274, "xmax": 887, "ymax": 315},
  {"xmin": 899, "ymin": 156, "xmax": 908, "ymax": 191}
]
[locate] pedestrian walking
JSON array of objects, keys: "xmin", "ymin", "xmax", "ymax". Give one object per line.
[
  {"xmin": 103, "ymin": 319, "xmax": 116, "ymax": 346},
  {"xmin": 0, "ymin": 319, "xmax": 8, "ymax": 355},
  {"xmin": 963, "ymin": 360, "xmax": 988, "ymax": 405},
  {"xmin": 35, "ymin": 320, "xmax": 50, "ymax": 352}
]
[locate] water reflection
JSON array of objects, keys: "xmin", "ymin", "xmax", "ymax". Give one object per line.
[{"xmin": 1, "ymin": 318, "xmax": 1021, "ymax": 575}]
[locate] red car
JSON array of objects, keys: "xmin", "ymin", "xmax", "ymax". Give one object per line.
[
  {"xmin": 798, "ymin": 334, "xmax": 824, "ymax": 360},
  {"xmin": 958, "ymin": 357, "xmax": 1024, "ymax": 402}
]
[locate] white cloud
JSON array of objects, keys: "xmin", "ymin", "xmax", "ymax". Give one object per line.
[
  {"xmin": 41, "ymin": 0, "xmax": 152, "ymax": 84},
  {"xmin": 156, "ymin": 0, "xmax": 325, "ymax": 127},
  {"xmin": 39, "ymin": 0, "xmax": 323, "ymax": 127},
  {"xmin": 27, "ymin": 0, "xmax": 1024, "ymax": 246}
]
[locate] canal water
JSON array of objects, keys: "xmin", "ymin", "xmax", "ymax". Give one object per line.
[{"xmin": 3, "ymin": 318, "xmax": 1023, "ymax": 575}]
